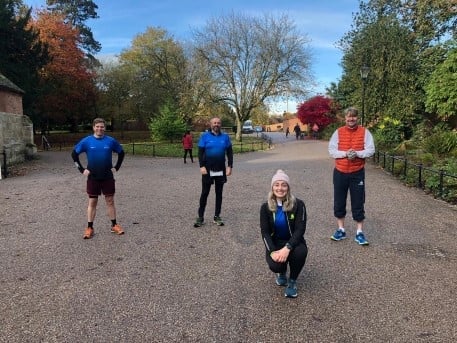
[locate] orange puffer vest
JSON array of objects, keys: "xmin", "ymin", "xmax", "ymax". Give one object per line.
[{"xmin": 335, "ymin": 126, "xmax": 366, "ymax": 173}]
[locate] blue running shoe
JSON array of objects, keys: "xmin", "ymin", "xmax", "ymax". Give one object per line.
[
  {"xmin": 285, "ymin": 279, "xmax": 298, "ymax": 298},
  {"xmin": 331, "ymin": 229, "xmax": 346, "ymax": 241},
  {"xmin": 275, "ymin": 273, "xmax": 287, "ymax": 286},
  {"xmin": 354, "ymin": 232, "xmax": 369, "ymax": 245}
]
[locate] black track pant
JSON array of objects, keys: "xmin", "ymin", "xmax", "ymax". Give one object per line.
[
  {"xmin": 265, "ymin": 241, "xmax": 308, "ymax": 280},
  {"xmin": 333, "ymin": 168, "xmax": 365, "ymax": 222},
  {"xmin": 183, "ymin": 149, "xmax": 193, "ymax": 162},
  {"xmin": 198, "ymin": 174, "xmax": 225, "ymax": 219}
]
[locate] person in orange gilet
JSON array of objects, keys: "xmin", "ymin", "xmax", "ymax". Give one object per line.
[{"xmin": 328, "ymin": 107, "xmax": 375, "ymax": 245}]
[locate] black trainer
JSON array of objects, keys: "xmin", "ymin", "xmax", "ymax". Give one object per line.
[
  {"xmin": 194, "ymin": 217, "xmax": 204, "ymax": 228},
  {"xmin": 213, "ymin": 216, "xmax": 224, "ymax": 226}
]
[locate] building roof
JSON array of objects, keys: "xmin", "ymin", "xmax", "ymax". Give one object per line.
[{"xmin": 0, "ymin": 71, "xmax": 25, "ymax": 94}]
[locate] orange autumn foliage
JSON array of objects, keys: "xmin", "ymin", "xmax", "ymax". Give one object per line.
[{"xmin": 31, "ymin": 10, "xmax": 97, "ymax": 126}]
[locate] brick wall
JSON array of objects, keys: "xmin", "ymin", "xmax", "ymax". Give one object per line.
[{"xmin": 0, "ymin": 89, "xmax": 23, "ymax": 114}]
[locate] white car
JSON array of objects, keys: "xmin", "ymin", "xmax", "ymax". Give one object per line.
[{"xmin": 242, "ymin": 120, "xmax": 254, "ymax": 133}]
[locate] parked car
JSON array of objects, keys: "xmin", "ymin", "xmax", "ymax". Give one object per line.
[
  {"xmin": 254, "ymin": 125, "xmax": 263, "ymax": 133},
  {"xmin": 242, "ymin": 120, "xmax": 254, "ymax": 133}
]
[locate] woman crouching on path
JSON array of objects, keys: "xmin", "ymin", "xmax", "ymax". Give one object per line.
[{"xmin": 260, "ymin": 169, "xmax": 308, "ymax": 298}]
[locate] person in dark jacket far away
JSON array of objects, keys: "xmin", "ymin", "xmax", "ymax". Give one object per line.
[{"xmin": 293, "ymin": 123, "xmax": 301, "ymax": 140}]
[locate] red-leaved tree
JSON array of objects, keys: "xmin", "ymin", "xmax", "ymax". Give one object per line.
[{"xmin": 297, "ymin": 95, "xmax": 337, "ymax": 129}]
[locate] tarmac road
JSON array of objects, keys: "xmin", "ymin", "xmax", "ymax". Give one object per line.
[{"xmin": 0, "ymin": 138, "xmax": 456, "ymax": 343}]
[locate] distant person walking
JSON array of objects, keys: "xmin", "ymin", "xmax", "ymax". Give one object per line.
[
  {"xmin": 182, "ymin": 130, "xmax": 194, "ymax": 163},
  {"xmin": 71, "ymin": 118, "xmax": 125, "ymax": 239},
  {"xmin": 194, "ymin": 117, "xmax": 233, "ymax": 228},
  {"xmin": 293, "ymin": 123, "xmax": 301, "ymax": 140},
  {"xmin": 285, "ymin": 127, "xmax": 290, "ymax": 138},
  {"xmin": 260, "ymin": 169, "xmax": 308, "ymax": 298},
  {"xmin": 328, "ymin": 107, "xmax": 375, "ymax": 245},
  {"xmin": 312, "ymin": 123, "xmax": 319, "ymax": 139}
]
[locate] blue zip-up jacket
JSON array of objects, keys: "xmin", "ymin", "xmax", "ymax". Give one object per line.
[{"xmin": 260, "ymin": 198, "xmax": 307, "ymax": 252}]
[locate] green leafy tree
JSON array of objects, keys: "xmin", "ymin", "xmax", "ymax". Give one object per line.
[
  {"xmin": 149, "ymin": 101, "xmax": 187, "ymax": 142},
  {"xmin": 96, "ymin": 61, "xmax": 135, "ymax": 133},
  {"xmin": 0, "ymin": 0, "xmax": 48, "ymax": 128},
  {"xmin": 193, "ymin": 12, "xmax": 313, "ymax": 140},
  {"xmin": 120, "ymin": 27, "xmax": 188, "ymax": 121},
  {"xmin": 337, "ymin": 0, "xmax": 457, "ymax": 139},
  {"xmin": 400, "ymin": 0, "xmax": 456, "ymax": 50},
  {"xmin": 250, "ymin": 103, "xmax": 270, "ymax": 127},
  {"xmin": 338, "ymin": 1, "xmax": 422, "ymax": 133},
  {"xmin": 425, "ymin": 48, "xmax": 457, "ymax": 126},
  {"xmin": 325, "ymin": 81, "xmax": 352, "ymax": 111},
  {"xmin": 46, "ymin": 0, "xmax": 101, "ymax": 57}
]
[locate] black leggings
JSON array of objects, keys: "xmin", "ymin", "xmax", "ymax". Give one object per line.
[
  {"xmin": 198, "ymin": 175, "xmax": 225, "ymax": 218},
  {"xmin": 265, "ymin": 241, "xmax": 308, "ymax": 280},
  {"xmin": 183, "ymin": 149, "xmax": 193, "ymax": 161}
]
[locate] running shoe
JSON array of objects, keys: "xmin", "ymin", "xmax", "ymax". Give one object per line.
[
  {"xmin": 354, "ymin": 232, "xmax": 369, "ymax": 245},
  {"xmin": 285, "ymin": 279, "xmax": 298, "ymax": 298},
  {"xmin": 330, "ymin": 229, "xmax": 346, "ymax": 241},
  {"xmin": 213, "ymin": 216, "xmax": 224, "ymax": 226},
  {"xmin": 111, "ymin": 224, "xmax": 124, "ymax": 235},
  {"xmin": 83, "ymin": 227, "xmax": 94, "ymax": 239},
  {"xmin": 275, "ymin": 273, "xmax": 287, "ymax": 286},
  {"xmin": 194, "ymin": 217, "xmax": 204, "ymax": 228}
]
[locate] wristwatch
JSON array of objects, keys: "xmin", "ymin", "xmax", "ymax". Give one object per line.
[{"xmin": 285, "ymin": 243, "xmax": 292, "ymax": 250}]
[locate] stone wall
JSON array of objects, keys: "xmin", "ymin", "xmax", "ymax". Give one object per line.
[
  {"xmin": 0, "ymin": 74, "xmax": 32, "ymax": 177},
  {"xmin": 0, "ymin": 112, "xmax": 35, "ymax": 166}
]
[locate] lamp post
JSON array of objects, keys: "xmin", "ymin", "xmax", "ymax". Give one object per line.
[{"xmin": 360, "ymin": 65, "xmax": 369, "ymax": 126}]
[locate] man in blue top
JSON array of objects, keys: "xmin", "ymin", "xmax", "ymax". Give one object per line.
[
  {"xmin": 194, "ymin": 117, "xmax": 233, "ymax": 228},
  {"xmin": 71, "ymin": 118, "xmax": 125, "ymax": 239}
]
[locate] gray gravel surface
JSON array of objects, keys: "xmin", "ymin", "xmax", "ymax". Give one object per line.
[{"xmin": 1, "ymin": 136, "xmax": 456, "ymax": 343}]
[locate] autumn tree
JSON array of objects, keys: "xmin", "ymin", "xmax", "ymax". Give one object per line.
[
  {"xmin": 32, "ymin": 10, "xmax": 97, "ymax": 131},
  {"xmin": 297, "ymin": 95, "xmax": 337, "ymax": 130},
  {"xmin": 192, "ymin": 12, "xmax": 313, "ymax": 140}
]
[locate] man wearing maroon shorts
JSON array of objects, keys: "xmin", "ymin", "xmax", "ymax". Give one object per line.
[{"xmin": 71, "ymin": 118, "xmax": 125, "ymax": 239}]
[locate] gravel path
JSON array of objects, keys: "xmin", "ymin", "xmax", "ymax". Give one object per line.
[{"xmin": 1, "ymin": 137, "xmax": 456, "ymax": 342}]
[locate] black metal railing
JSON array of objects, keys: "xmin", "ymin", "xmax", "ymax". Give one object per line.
[
  {"xmin": 33, "ymin": 134, "xmax": 272, "ymax": 154},
  {"xmin": 123, "ymin": 140, "xmax": 269, "ymax": 157},
  {"xmin": 373, "ymin": 151, "xmax": 457, "ymax": 203}
]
